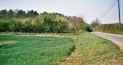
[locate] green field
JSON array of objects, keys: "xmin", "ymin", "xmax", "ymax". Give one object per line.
[
  {"xmin": 0, "ymin": 32, "xmax": 123, "ymax": 65},
  {"xmin": 0, "ymin": 34, "xmax": 74, "ymax": 65}
]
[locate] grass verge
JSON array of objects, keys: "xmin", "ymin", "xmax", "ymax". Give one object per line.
[{"xmin": 80, "ymin": 32, "xmax": 123, "ymax": 65}]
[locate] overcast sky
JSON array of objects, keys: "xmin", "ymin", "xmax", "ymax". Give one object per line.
[{"xmin": 0, "ymin": 0, "xmax": 123, "ymax": 24}]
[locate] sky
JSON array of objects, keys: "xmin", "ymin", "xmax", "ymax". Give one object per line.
[{"xmin": 0, "ymin": 0, "xmax": 123, "ymax": 24}]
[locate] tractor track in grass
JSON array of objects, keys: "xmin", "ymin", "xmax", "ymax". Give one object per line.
[
  {"xmin": 16, "ymin": 34, "xmax": 74, "ymax": 38},
  {"xmin": 0, "ymin": 41, "xmax": 16, "ymax": 46},
  {"xmin": 59, "ymin": 35, "xmax": 82, "ymax": 65}
]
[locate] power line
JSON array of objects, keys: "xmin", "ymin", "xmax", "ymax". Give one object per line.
[
  {"xmin": 98, "ymin": 0, "xmax": 122, "ymax": 24},
  {"xmin": 99, "ymin": 0, "xmax": 116, "ymax": 18}
]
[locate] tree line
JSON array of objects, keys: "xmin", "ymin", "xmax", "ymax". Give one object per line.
[
  {"xmin": 91, "ymin": 19, "xmax": 123, "ymax": 34},
  {"xmin": 0, "ymin": 9, "xmax": 90, "ymax": 33},
  {"xmin": 0, "ymin": 9, "xmax": 39, "ymax": 18}
]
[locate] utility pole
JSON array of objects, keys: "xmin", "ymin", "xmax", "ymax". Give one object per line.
[{"xmin": 117, "ymin": 0, "xmax": 121, "ymax": 24}]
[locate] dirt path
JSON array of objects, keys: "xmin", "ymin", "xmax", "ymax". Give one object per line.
[
  {"xmin": 59, "ymin": 35, "xmax": 82, "ymax": 65},
  {"xmin": 93, "ymin": 32, "xmax": 123, "ymax": 50}
]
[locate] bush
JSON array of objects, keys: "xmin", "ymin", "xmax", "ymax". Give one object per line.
[{"xmin": 0, "ymin": 19, "xmax": 16, "ymax": 32}]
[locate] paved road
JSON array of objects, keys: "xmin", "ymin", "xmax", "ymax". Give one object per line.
[{"xmin": 93, "ymin": 32, "xmax": 123, "ymax": 50}]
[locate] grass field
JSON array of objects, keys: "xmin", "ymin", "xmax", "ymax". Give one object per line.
[
  {"xmin": 0, "ymin": 32, "xmax": 123, "ymax": 65},
  {"xmin": 0, "ymin": 34, "xmax": 74, "ymax": 65}
]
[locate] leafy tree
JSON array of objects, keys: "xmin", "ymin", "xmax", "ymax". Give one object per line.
[
  {"xmin": 0, "ymin": 9, "xmax": 8, "ymax": 18},
  {"xmin": 7, "ymin": 9, "xmax": 15, "ymax": 17},
  {"xmin": 27, "ymin": 10, "xmax": 39, "ymax": 17},
  {"xmin": 16, "ymin": 10, "xmax": 26, "ymax": 17}
]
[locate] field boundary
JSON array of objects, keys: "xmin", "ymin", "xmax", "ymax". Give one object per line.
[{"xmin": 59, "ymin": 35, "xmax": 82, "ymax": 65}]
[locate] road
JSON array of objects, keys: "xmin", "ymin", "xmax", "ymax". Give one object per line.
[{"xmin": 93, "ymin": 32, "xmax": 123, "ymax": 50}]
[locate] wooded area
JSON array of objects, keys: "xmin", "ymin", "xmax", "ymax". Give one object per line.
[{"xmin": 0, "ymin": 9, "xmax": 91, "ymax": 33}]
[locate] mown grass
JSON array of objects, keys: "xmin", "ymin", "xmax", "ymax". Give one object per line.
[
  {"xmin": 80, "ymin": 32, "xmax": 123, "ymax": 65},
  {"xmin": 0, "ymin": 35, "xmax": 74, "ymax": 65},
  {"xmin": 0, "ymin": 32, "xmax": 123, "ymax": 65}
]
